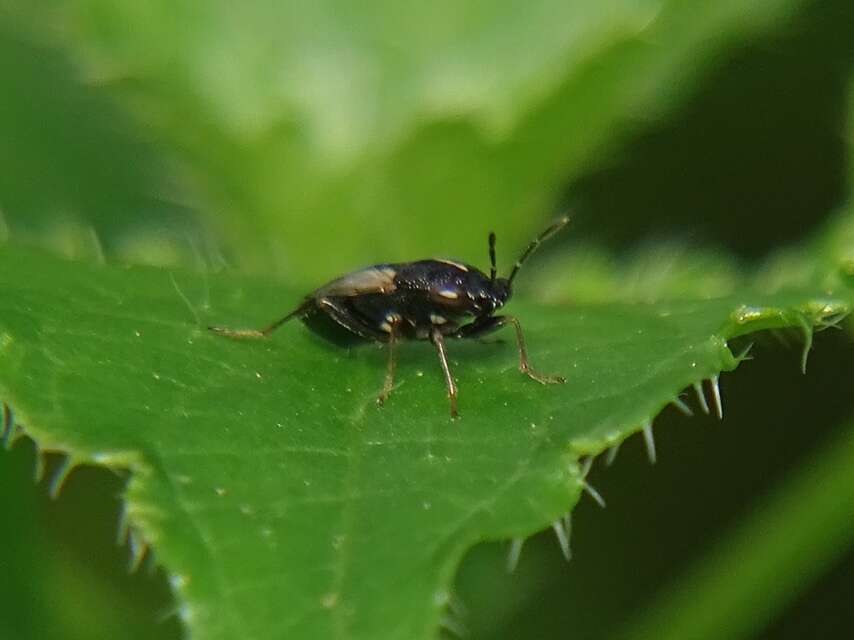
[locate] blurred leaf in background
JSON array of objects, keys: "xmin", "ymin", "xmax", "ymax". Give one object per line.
[{"xmin": 1, "ymin": 0, "xmax": 827, "ymax": 277}]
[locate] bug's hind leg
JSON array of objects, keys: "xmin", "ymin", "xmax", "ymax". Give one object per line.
[
  {"xmin": 455, "ymin": 315, "xmax": 565, "ymax": 385},
  {"xmin": 431, "ymin": 327, "xmax": 459, "ymax": 419},
  {"xmin": 208, "ymin": 300, "xmax": 312, "ymax": 339}
]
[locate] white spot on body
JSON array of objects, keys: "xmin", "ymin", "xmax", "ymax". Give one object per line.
[
  {"xmin": 430, "ymin": 313, "xmax": 447, "ymax": 325},
  {"xmin": 438, "ymin": 289, "xmax": 458, "ymax": 300}
]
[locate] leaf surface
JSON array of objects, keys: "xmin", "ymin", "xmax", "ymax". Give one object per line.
[{"xmin": 0, "ymin": 245, "xmax": 847, "ymax": 639}]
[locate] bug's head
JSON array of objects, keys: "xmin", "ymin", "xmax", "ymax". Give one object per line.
[
  {"xmin": 486, "ymin": 216, "xmax": 570, "ymax": 306},
  {"xmin": 471, "ymin": 275, "xmax": 511, "ymax": 317}
]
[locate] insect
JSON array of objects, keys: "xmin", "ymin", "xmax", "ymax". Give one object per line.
[{"xmin": 209, "ymin": 216, "xmax": 569, "ymax": 418}]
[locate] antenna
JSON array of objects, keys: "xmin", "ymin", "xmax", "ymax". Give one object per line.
[
  {"xmin": 488, "ymin": 232, "xmax": 497, "ymax": 281},
  {"xmin": 507, "ymin": 215, "xmax": 570, "ymax": 285}
]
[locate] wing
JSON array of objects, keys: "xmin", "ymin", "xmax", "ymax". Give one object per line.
[{"xmin": 313, "ymin": 265, "xmax": 398, "ymax": 298}]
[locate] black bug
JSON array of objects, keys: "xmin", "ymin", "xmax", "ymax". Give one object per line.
[{"xmin": 210, "ymin": 216, "xmax": 569, "ymax": 417}]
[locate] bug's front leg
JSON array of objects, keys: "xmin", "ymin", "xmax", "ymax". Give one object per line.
[
  {"xmin": 430, "ymin": 327, "xmax": 459, "ymax": 419},
  {"xmin": 377, "ymin": 321, "xmax": 400, "ymax": 407},
  {"xmin": 456, "ymin": 315, "xmax": 566, "ymax": 385}
]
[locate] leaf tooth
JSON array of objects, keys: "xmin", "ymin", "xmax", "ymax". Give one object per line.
[
  {"xmin": 155, "ymin": 604, "xmax": 182, "ymax": 625},
  {"xmin": 578, "ymin": 455, "xmax": 606, "ymax": 508},
  {"xmin": 127, "ymin": 529, "xmax": 149, "ymax": 574},
  {"xmin": 642, "ymin": 421, "xmax": 656, "ymax": 464},
  {"xmin": 562, "ymin": 512, "xmax": 573, "ymax": 538},
  {"xmin": 797, "ymin": 314, "xmax": 813, "ymax": 374},
  {"xmin": 734, "ymin": 342, "xmax": 754, "ymax": 363},
  {"xmin": 447, "ymin": 592, "xmax": 468, "ymax": 619},
  {"xmin": 48, "ymin": 454, "xmax": 75, "ymax": 499},
  {"xmin": 506, "ymin": 537, "xmax": 525, "ymax": 573},
  {"xmin": 177, "ymin": 604, "xmax": 195, "ymax": 625},
  {"xmin": 670, "ymin": 396, "xmax": 694, "ymax": 416},
  {"xmin": 1, "ymin": 402, "xmax": 16, "ymax": 449},
  {"xmin": 32, "ymin": 446, "xmax": 46, "ymax": 484},
  {"xmin": 709, "ymin": 375, "xmax": 723, "ymax": 420},
  {"xmin": 168, "ymin": 573, "xmax": 189, "ymax": 592},
  {"xmin": 439, "ymin": 613, "xmax": 468, "ymax": 638},
  {"xmin": 580, "ymin": 455, "xmax": 594, "ymax": 478},
  {"xmin": 163, "ymin": 574, "xmax": 195, "ymax": 625},
  {"xmin": 693, "ymin": 381, "xmax": 710, "ymax": 415},
  {"xmin": 116, "ymin": 502, "xmax": 130, "ymax": 546},
  {"xmin": 605, "ymin": 442, "xmax": 621, "ymax": 466},
  {"xmin": 551, "ymin": 519, "xmax": 572, "ymax": 561},
  {"xmin": 581, "ymin": 479, "xmax": 606, "ymax": 509}
]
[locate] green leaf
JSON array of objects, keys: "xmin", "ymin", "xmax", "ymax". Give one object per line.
[
  {"xmin": 39, "ymin": 0, "xmax": 810, "ymax": 276},
  {"xmin": 0, "ymin": 245, "xmax": 847, "ymax": 639}
]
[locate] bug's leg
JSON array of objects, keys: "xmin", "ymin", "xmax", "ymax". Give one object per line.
[
  {"xmin": 377, "ymin": 321, "xmax": 400, "ymax": 407},
  {"xmin": 431, "ymin": 327, "xmax": 458, "ymax": 419},
  {"xmin": 456, "ymin": 315, "xmax": 565, "ymax": 385},
  {"xmin": 208, "ymin": 301, "xmax": 312, "ymax": 339},
  {"xmin": 504, "ymin": 315, "xmax": 565, "ymax": 384}
]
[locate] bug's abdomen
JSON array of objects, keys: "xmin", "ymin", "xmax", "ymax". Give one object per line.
[{"xmin": 300, "ymin": 303, "xmax": 370, "ymax": 346}]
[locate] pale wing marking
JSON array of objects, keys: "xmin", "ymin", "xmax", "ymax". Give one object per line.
[{"xmin": 314, "ymin": 267, "xmax": 397, "ymax": 297}]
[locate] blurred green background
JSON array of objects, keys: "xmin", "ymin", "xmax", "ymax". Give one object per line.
[{"xmin": 0, "ymin": 0, "xmax": 852, "ymax": 639}]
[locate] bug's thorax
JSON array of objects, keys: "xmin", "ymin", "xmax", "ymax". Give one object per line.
[{"xmin": 394, "ymin": 260, "xmax": 510, "ymax": 315}]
